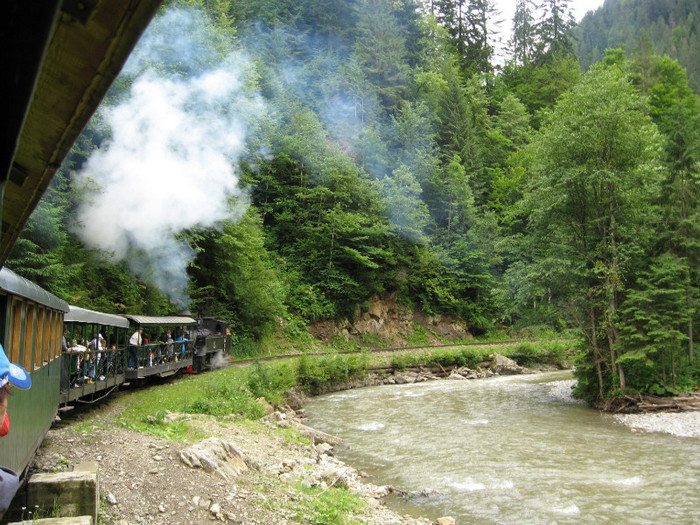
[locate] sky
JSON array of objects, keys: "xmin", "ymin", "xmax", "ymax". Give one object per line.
[
  {"xmin": 491, "ymin": 0, "xmax": 608, "ymax": 60},
  {"xmin": 494, "ymin": 0, "xmax": 607, "ymax": 28}
]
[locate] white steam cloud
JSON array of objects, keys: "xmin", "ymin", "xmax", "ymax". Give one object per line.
[{"xmin": 74, "ymin": 9, "xmax": 262, "ymax": 306}]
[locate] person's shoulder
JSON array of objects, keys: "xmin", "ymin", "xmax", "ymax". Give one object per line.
[{"xmin": 0, "ymin": 466, "xmax": 20, "ymax": 512}]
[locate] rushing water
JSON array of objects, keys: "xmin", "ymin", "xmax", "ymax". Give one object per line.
[{"xmin": 304, "ymin": 371, "xmax": 700, "ymax": 524}]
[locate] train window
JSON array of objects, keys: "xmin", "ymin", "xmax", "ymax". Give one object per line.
[
  {"xmin": 10, "ymin": 298, "xmax": 23, "ymax": 363},
  {"xmin": 53, "ymin": 312, "xmax": 61, "ymax": 359},
  {"xmin": 46, "ymin": 310, "xmax": 53, "ymax": 360},
  {"xmin": 36, "ymin": 307, "xmax": 45, "ymax": 368},
  {"xmin": 47, "ymin": 309, "xmax": 55, "ymax": 361},
  {"xmin": 24, "ymin": 303, "xmax": 35, "ymax": 371}
]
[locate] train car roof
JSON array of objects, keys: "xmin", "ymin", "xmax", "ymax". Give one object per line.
[
  {"xmin": 124, "ymin": 315, "xmax": 197, "ymax": 327},
  {"xmin": 65, "ymin": 305, "xmax": 130, "ymax": 328},
  {"xmin": 0, "ymin": 268, "xmax": 69, "ymax": 312},
  {"xmin": 2, "ymin": 0, "xmax": 162, "ymax": 268}
]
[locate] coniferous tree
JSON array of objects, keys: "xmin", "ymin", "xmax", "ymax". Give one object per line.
[
  {"xmin": 536, "ymin": 0, "xmax": 576, "ymax": 58},
  {"xmin": 433, "ymin": 0, "xmax": 497, "ymax": 73},
  {"xmin": 646, "ymin": 56, "xmax": 700, "ymax": 366},
  {"xmin": 352, "ymin": 0, "xmax": 410, "ymax": 112},
  {"xmin": 509, "ymin": 0, "xmax": 537, "ymax": 65}
]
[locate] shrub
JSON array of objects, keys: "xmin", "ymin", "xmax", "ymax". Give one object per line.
[
  {"xmin": 246, "ymin": 361, "xmax": 296, "ymax": 405},
  {"xmin": 183, "ymin": 377, "xmax": 268, "ymax": 419},
  {"xmin": 296, "ymin": 354, "xmax": 368, "ymax": 394},
  {"xmin": 425, "ymin": 347, "xmax": 485, "ymax": 369},
  {"xmin": 406, "ymin": 324, "xmax": 430, "ymax": 346},
  {"xmin": 391, "ymin": 352, "xmax": 422, "ymax": 370}
]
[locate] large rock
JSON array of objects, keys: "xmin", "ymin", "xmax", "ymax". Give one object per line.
[
  {"xmin": 489, "ymin": 353, "xmax": 522, "ymax": 375},
  {"xmin": 179, "ymin": 438, "xmax": 248, "ymax": 481},
  {"xmin": 394, "ymin": 371, "xmax": 419, "ymax": 384}
]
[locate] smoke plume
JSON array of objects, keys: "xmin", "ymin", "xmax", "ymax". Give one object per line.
[{"xmin": 73, "ymin": 9, "xmax": 262, "ymax": 306}]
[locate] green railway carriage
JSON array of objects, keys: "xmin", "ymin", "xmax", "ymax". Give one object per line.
[
  {"xmin": 0, "ymin": 268, "xmax": 69, "ymax": 475},
  {"xmin": 61, "ymin": 306, "xmax": 130, "ymax": 404},
  {"xmin": 122, "ymin": 315, "xmax": 197, "ymax": 379}
]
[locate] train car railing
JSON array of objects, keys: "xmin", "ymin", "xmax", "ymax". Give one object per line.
[
  {"xmin": 125, "ymin": 340, "xmax": 194, "ymax": 379},
  {"xmin": 60, "ymin": 347, "xmax": 127, "ymax": 404}
]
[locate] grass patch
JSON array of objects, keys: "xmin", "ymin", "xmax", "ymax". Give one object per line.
[
  {"xmin": 247, "ymin": 361, "xmax": 297, "ymax": 405},
  {"xmin": 406, "ymin": 324, "xmax": 431, "ymax": 346},
  {"xmin": 507, "ymin": 340, "xmax": 573, "ymax": 367},
  {"xmin": 296, "ymin": 353, "xmax": 369, "ymax": 395},
  {"xmin": 294, "ymin": 483, "xmax": 363, "ymax": 525},
  {"xmin": 114, "ymin": 367, "xmax": 265, "ymax": 439},
  {"xmin": 73, "ymin": 420, "xmax": 105, "ymax": 434},
  {"xmin": 391, "ymin": 345, "xmax": 493, "ymax": 370},
  {"xmin": 360, "ymin": 333, "xmax": 386, "ymax": 348}
]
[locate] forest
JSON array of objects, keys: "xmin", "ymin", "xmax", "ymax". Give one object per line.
[
  {"xmin": 577, "ymin": 0, "xmax": 700, "ymax": 91},
  {"xmin": 8, "ymin": 0, "xmax": 699, "ymax": 404}
]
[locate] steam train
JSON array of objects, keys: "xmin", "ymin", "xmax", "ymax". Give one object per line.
[
  {"xmin": 4, "ymin": 0, "xmax": 187, "ymax": 513},
  {"xmin": 0, "ymin": 267, "xmax": 231, "ymax": 478}
]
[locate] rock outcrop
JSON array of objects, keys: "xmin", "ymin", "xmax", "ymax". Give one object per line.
[{"xmin": 309, "ymin": 292, "xmax": 471, "ymax": 345}]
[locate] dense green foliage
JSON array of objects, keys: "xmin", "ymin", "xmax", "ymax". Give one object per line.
[
  {"xmin": 7, "ymin": 0, "xmax": 700, "ymax": 402},
  {"xmin": 576, "ymin": 0, "xmax": 700, "ymax": 92}
]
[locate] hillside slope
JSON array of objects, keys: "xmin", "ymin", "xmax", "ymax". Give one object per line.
[{"xmin": 576, "ymin": 0, "xmax": 700, "ymax": 91}]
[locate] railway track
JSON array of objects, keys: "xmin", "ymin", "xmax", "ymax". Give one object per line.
[{"xmin": 225, "ymin": 338, "xmax": 570, "ymax": 367}]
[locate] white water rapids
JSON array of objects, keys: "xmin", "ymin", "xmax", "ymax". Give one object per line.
[{"xmin": 305, "ymin": 371, "xmax": 700, "ymax": 524}]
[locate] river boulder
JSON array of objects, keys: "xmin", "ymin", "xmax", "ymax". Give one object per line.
[{"xmin": 489, "ymin": 353, "xmax": 522, "ymax": 375}]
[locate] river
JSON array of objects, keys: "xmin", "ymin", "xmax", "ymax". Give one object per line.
[{"xmin": 304, "ymin": 371, "xmax": 700, "ymax": 524}]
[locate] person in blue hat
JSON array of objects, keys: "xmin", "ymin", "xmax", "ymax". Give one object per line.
[{"xmin": 0, "ymin": 343, "xmax": 31, "ymax": 517}]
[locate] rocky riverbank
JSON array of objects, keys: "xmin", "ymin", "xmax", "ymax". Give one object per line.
[
  {"xmin": 612, "ymin": 411, "xmax": 700, "ymax": 438},
  {"xmin": 18, "ymin": 353, "xmax": 537, "ymax": 525},
  {"xmin": 545, "ymin": 378, "xmax": 700, "ymax": 439}
]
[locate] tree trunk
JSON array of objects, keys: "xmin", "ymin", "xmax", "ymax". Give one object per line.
[
  {"xmin": 680, "ymin": 172, "xmax": 694, "ymax": 365},
  {"xmin": 688, "ymin": 285, "xmax": 694, "ymax": 365},
  {"xmin": 608, "ymin": 183, "xmax": 624, "ymax": 389},
  {"xmin": 661, "ymin": 347, "xmax": 667, "ymax": 386},
  {"xmin": 671, "ymin": 348, "xmax": 677, "ymax": 389},
  {"xmin": 589, "ymin": 311, "xmax": 605, "ymax": 399}
]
